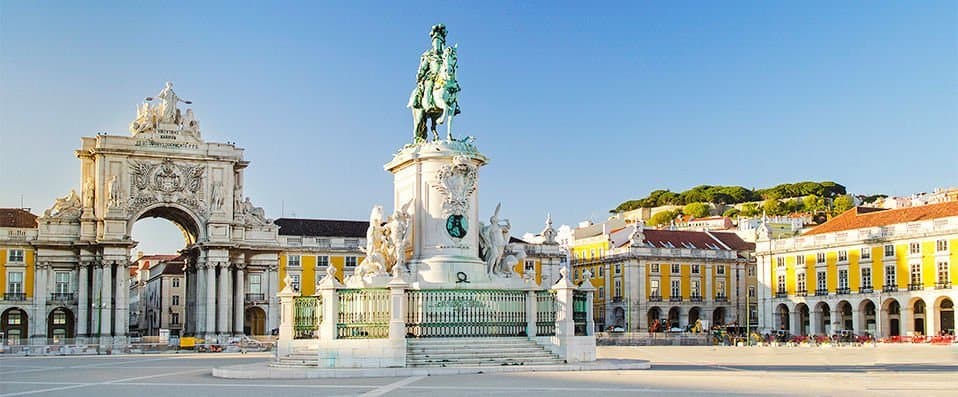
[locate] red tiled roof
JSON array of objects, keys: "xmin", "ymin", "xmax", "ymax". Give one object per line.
[
  {"xmin": 618, "ymin": 229, "xmax": 749, "ymax": 251},
  {"xmin": 0, "ymin": 208, "xmax": 37, "ymax": 228},
  {"xmin": 804, "ymin": 202, "xmax": 958, "ymax": 236}
]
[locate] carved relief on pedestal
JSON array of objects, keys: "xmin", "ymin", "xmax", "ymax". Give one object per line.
[
  {"xmin": 431, "ymin": 155, "xmax": 478, "ymax": 245},
  {"xmin": 127, "ymin": 157, "xmax": 208, "ymax": 219}
]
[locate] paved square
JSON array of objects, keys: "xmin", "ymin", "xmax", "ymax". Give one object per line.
[{"xmin": 1, "ymin": 345, "xmax": 956, "ymax": 396}]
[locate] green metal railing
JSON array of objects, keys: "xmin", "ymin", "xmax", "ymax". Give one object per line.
[
  {"xmin": 406, "ymin": 289, "xmax": 527, "ymax": 337},
  {"xmin": 535, "ymin": 290, "xmax": 556, "ymax": 336},
  {"xmin": 337, "ymin": 288, "xmax": 389, "ymax": 339},
  {"xmin": 573, "ymin": 290, "xmax": 588, "ymax": 336},
  {"xmin": 293, "ymin": 296, "xmax": 321, "ymax": 339}
]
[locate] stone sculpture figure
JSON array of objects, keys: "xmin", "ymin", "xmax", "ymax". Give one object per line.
[
  {"xmin": 354, "ymin": 205, "xmax": 388, "ymax": 277},
  {"xmin": 499, "ymin": 249, "xmax": 526, "ymax": 277},
  {"xmin": 131, "ymin": 103, "xmax": 156, "ymax": 134},
  {"xmin": 387, "ymin": 200, "xmax": 412, "ymax": 272},
  {"xmin": 181, "ymin": 108, "xmax": 200, "ymax": 137},
  {"xmin": 209, "ymin": 182, "xmax": 224, "ymax": 211},
  {"xmin": 108, "ymin": 175, "xmax": 121, "ymax": 208},
  {"xmin": 408, "ymin": 24, "xmax": 461, "ymax": 142},
  {"xmin": 44, "ymin": 190, "xmax": 81, "ymax": 218},
  {"xmin": 478, "ymin": 203, "xmax": 510, "ymax": 275},
  {"xmin": 83, "ymin": 179, "xmax": 95, "ymax": 208},
  {"xmin": 145, "ymin": 82, "xmax": 191, "ymax": 124}
]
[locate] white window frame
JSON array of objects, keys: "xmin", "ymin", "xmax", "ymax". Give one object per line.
[
  {"xmin": 797, "ymin": 255, "xmax": 805, "ymax": 265},
  {"xmin": 650, "ymin": 279, "xmax": 660, "ymax": 296},
  {"xmin": 860, "ymin": 247, "xmax": 871, "ymax": 260},
  {"xmin": 287, "ymin": 254, "xmax": 301, "ymax": 268},
  {"xmin": 7, "ymin": 249, "xmax": 24, "ymax": 263},
  {"xmin": 650, "ymin": 263, "xmax": 659, "ymax": 273},
  {"xmin": 7, "ymin": 271, "xmax": 24, "ymax": 293},
  {"xmin": 670, "ymin": 279, "xmax": 681, "ymax": 297},
  {"xmin": 691, "ymin": 264, "xmax": 700, "ymax": 274},
  {"xmin": 345, "ymin": 256, "xmax": 358, "ymax": 267},
  {"xmin": 937, "ymin": 261, "xmax": 949, "ymax": 284},
  {"xmin": 671, "ymin": 264, "xmax": 680, "ymax": 274},
  {"xmin": 910, "ymin": 263, "xmax": 922, "ymax": 285},
  {"xmin": 776, "ymin": 257, "xmax": 785, "ymax": 268},
  {"xmin": 838, "ymin": 250, "xmax": 848, "ymax": 262},
  {"xmin": 861, "ymin": 266, "xmax": 872, "ymax": 289},
  {"xmin": 816, "ymin": 252, "xmax": 826, "ymax": 264},
  {"xmin": 884, "ymin": 265, "xmax": 896, "ymax": 288},
  {"xmin": 777, "ymin": 274, "xmax": 786, "ymax": 293},
  {"xmin": 797, "ymin": 272, "xmax": 806, "ymax": 292},
  {"xmin": 317, "ymin": 255, "xmax": 330, "ymax": 267},
  {"xmin": 816, "ymin": 271, "xmax": 827, "ymax": 292},
  {"xmin": 54, "ymin": 271, "xmax": 71, "ymax": 294},
  {"xmin": 614, "ymin": 263, "xmax": 621, "ymax": 275},
  {"xmin": 838, "ymin": 269, "xmax": 849, "ymax": 290},
  {"xmin": 248, "ymin": 274, "xmax": 262, "ymax": 294},
  {"xmin": 909, "ymin": 242, "xmax": 921, "ymax": 255},
  {"xmin": 290, "ymin": 274, "xmax": 301, "ymax": 292},
  {"xmin": 936, "ymin": 239, "xmax": 948, "ymax": 252},
  {"xmin": 884, "ymin": 245, "xmax": 895, "ymax": 257},
  {"xmin": 691, "ymin": 279, "xmax": 701, "ymax": 297},
  {"xmin": 716, "ymin": 265, "xmax": 726, "ymax": 275},
  {"xmin": 716, "ymin": 280, "xmax": 726, "ymax": 298}
]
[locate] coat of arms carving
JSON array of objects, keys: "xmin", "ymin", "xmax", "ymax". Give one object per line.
[{"xmin": 432, "ymin": 156, "xmax": 478, "ymax": 217}]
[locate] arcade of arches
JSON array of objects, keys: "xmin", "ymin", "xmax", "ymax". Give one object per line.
[{"xmin": 771, "ymin": 295, "xmax": 956, "ymax": 337}]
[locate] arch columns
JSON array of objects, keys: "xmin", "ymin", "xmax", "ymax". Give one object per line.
[
  {"xmin": 234, "ymin": 263, "xmax": 246, "ymax": 336},
  {"xmin": 810, "ymin": 309, "xmax": 822, "ymax": 335},
  {"xmin": 790, "ymin": 311, "xmax": 801, "ymax": 335},
  {"xmin": 902, "ymin": 307, "xmax": 914, "ymax": 336},
  {"xmin": 852, "ymin": 309, "xmax": 862, "ymax": 335}
]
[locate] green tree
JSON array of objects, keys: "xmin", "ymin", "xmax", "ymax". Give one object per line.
[
  {"xmin": 723, "ymin": 208, "xmax": 741, "ymax": 218},
  {"xmin": 741, "ymin": 203, "xmax": 761, "ymax": 217},
  {"xmin": 803, "ymin": 195, "xmax": 824, "ymax": 212},
  {"xmin": 683, "ymin": 202, "xmax": 711, "ymax": 218},
  {"xmin": 649, "ymin": 210, "xmax": 678, "ymax": 226},
  {"xmin": 763, "ymin": 199, "xmax": 785, "ymax": 216},
  {"xmin": 832, "ymin": 195, "xmax": 855, "ymax": 215},
  {"xmin": 784, "ymin": 198, "xmax": 803, "ymax": 214}
]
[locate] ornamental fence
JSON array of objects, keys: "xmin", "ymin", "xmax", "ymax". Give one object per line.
[
  {"xmin": 293, "ymin": 296, "xmax": 321, "ymax": 339},
  {"xmin": 280, "ymin": 284, "xmax": 593, "ymax": 342},
  {"xmin": 535, "ymin": 290, "xmax": 556, "ymax": 336},
  {"xmin": 337, "ymin": 288, "xmax": 390, "ymax": 339},
  {"xmin": 573, "ymin": 290, "xmax": 588, "ymax": 336},
  {"xmin": 405, "ymin": 289, "xmax": 527, "ymax": 337}
]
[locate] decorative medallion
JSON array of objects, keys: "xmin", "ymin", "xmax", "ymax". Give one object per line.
[
  {"xmin": 432, "ymin": 155, "xmax": 478, "ymax": 219},
  {"xmin": 445, "ymin": 214, "xmax": 467, "ymax": 238},
  {"xmin": 126, "ymin": 158, "xmax": 208, "ymax": 219}
]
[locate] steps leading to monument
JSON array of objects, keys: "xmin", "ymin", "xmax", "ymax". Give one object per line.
[{"xmin": 406, "ymin": 337, "xmax": 564, "ymax": 367}]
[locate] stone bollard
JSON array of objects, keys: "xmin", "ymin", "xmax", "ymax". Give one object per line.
[
  {"xmin": 388, "ymin": 276, "xmax": 408, "ymax": 341},
  {"xmin": 317, "ymin": 268, "xmax": 343, "ymax": 341},
  {"xmin": 552, "ymin": 267, "xmax": 576, "ymax": 339}
]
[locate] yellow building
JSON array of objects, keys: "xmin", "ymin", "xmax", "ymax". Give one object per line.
[
  {"xmin": 756, "ymin": 202, "xmax": 958, "ymax": 337},
  {"xmin": 571, "ymin": 221, "xmax": 754, "ymax": 332},
  {"xmin": 275, "ymin": 218, "xmax": 368, "ymax": 298},
  {"xmin": 1, "ymin": 209, "xmax": 38, "ymax": 345}
]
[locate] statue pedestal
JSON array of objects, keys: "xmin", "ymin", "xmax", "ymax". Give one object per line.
[{"xmin": 384, "ymin": 140, "xmax": 493, "ymax": 289}]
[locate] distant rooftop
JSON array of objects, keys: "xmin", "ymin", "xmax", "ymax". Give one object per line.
[
  {"xmin": 274, "ymin": 218, "xmax": 368, "ymax": 238},
  {"xmin": 804, "ymin": 201, "xmax": 958, "ymax": 236},
  {"xmin": 0, "ymin": 208, "xmax": 37, "ymax": 228}
]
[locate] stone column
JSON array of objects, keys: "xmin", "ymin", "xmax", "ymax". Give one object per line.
[
  {"xmin": 114, "ymin": 264, "xmax": 129, "ymax": 343},
  {"xmin": 552, "ymin": 268, "xmax": 576, "ymax": 339},
  {"xmin": 276, "ymin": 278, "xmax": 297, "ymax": 357},
  {"xmin": 902, "ymin": 307, "xmax": 914, "ymax": 336},
  {"xmin": 234, "ymin": 264, "xmax": 245, "ymax": 335},
  {"xmin": 926, "ymin": 308, "xmax": 937, "ymax": 337},
  {"xmin": 809, "ymin": 308, "xmax": 822, "ymax": 335},
  {"xmin": 388, "ymin": 276, "xmax": 408, "ymax": 341},
  {"xmin": 317, "ymin": 274, "xmax": 341, "ymax": 341},
  {"xmin": 205, "ymin": 262, "xmax": 217, "ymax": 340},
  {"xmin": 789, "ymin": 311, "xmax": 801, "ymax": 335},
  {"xmin": 705, "ymin": 263, "xmax": 713, "ymax": 305},
  {"xmin": 218, "ymin": 262, "xmax": 230, "ymax": 336},
  {"xmin": 831, "ymin": 307, "xmax": 841, "ymax": 333},
  {"xmin": 525, "ymin": 289, "xmax": 537, "ymax": 338},
  {"xmin": 77, "ymin": 263, "xmax": 89, "ymax": 339},
  {"xmin": 268, "ymin": 264, "xmax": 280, "ymax": 332},
  {"xmin": 195, "ymin": 262, "xmax": 207, "ymax": 336},
  {"xmin": 32, "ymin": 263, "xmax": 49, "ymax": 343},
  {"xmin": 100, "ymin": 262, "xmax": 113, "ymax": 341},
  {"xmin": 851, "ymin": 309, "xmax": 862, "ymax": 335},
  {"xmin": 632, "ymin": 261, "xmax": 645, "ymax": 332},
  {"xmin": 92, "ymin": 263, "xmax": 102, "ymax": 337}
]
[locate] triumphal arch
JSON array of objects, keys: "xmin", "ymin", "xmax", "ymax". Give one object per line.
[{"xmin": 33, "ymin": 83, "xmax": 280, "ymax": 344}]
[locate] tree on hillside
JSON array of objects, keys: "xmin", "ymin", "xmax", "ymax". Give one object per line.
[
  {"xmin": 649, "ymin": 210, "xmax": 679, "ymax": 227},
  {"xmin": 683, "ymin": 202, "xmax": 711, "ymax": 218},
  {"xmin": 803, "ymin": 195, "xmax": 825, "ymax": 212},
  {"xmin": 741, "ymin": 203, "xmax": 761, "ymax": 217},
  {"xmin": 723, "ymin": 208, "xmax": 741, "ymax": 218},
  {"xmin": 763, "ymin": 199, "xmax": 786, "ymax": 216},
  {"xmin": 832, "ymin": 195, "xmax": 855, "ymax": 215}
]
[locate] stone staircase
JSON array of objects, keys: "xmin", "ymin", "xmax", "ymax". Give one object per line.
[
  {"xmin": 272, "ymin": 347, "xmax": 319, "ymax": 367},
  {"xmin": 406, "ymin": 337, "xmax": 564, "ymax": 367}
]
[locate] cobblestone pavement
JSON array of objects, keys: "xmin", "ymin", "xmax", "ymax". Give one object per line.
[{"xmin": 1, "ymin": 345, "xmax": 956, "ymax": 396}]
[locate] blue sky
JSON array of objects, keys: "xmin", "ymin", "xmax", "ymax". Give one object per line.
[{"xmin": 1, "ymin": 1, "xmax": 956, "ymax": 254}]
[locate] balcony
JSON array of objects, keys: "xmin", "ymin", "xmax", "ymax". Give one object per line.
[
  {"xmin": 882, "ymin": 285, "xmax": 898, "ymax": 293},
  {"xmin": 796, "ymin": 289, "xmax": 807, "ymax": 297},
  {"xmin": 50, "ymin": 292, "xmax": 76, "ymax": 302},
  {"xmin": 936, "ymin": 281, "xmax": 952, "ymax": 290},
  {"xmin": 908, "ymin": 283, "xmax": 924, "ymax": 291},
  {"xmin": 714, "ymin": 296, "xmax": 728, "ymax": 303},
  {"xmin": 669, "ymin": 296, "xmax": 684, "ymax": 303},
  {"xmin": 689, "ymin": 295, "xmax": 703, "ymax": 303},
  {"xmin": 245, "ymin": 293, "xmax": 266, "ymax": 303},
  {"xmin": 775, "ymin": 291, "xmax": 787, "ymax": 298},
  {"xmin": 860, "ymin": 287, "xmax": 874, "ymax": 294},
  {"xmin": 3, "ymin": 293, "xmax": 26, "ymax": 301},
  {"xmin": 836, "ymin": 288, "xmax": 850, "ymax": 295},
  {"xmin": 648, "ymin": 295, "xmax": 662, "ymax": 302},
  {"xmin": 815, "ymin": 289, "xmax": 829, "ymax": 296}
]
